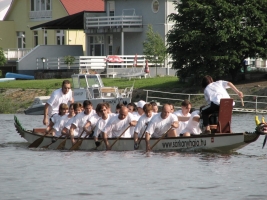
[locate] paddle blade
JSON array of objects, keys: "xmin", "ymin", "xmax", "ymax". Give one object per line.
[
  {"xmin": 56, "ymin": 138, "xmax": 67, "ymax": 150},
  {"xmin": 28, "ymin": 137, "xmax": 44, "ymax": 148},
  {"xmin": 42, "ymin": 144, "xmax": 50, "ymax": 148},
  {"xmin": 262, "ymin": 135, "xmax": 267, "ymax": 149},
  {"xmin": 69, "ymin": 140, "xmax": 82, "ymax": 151}
]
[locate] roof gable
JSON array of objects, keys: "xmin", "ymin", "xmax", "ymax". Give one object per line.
[{"xmin": 60, "ymin": 0, "xmax": 105, "ymax": 15}]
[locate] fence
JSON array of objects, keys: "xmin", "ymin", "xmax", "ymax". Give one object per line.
[
  {"xmin": 35, "ymin": 55, "xmax": 164, "ymax": 71},
  {"xmin": 4, "ymin": 48, "xmax": 33, "ymax": 60},
  {"xmin": 144, "ymin": 89, "xmax": 267, "ymax": 114}
]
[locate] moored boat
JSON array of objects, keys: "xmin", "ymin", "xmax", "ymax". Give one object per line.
[
  {"xmin": 14, "ymin": 115, "xmax": 264, "ymax": 152},
  {"xmin": 24, "ymin": 96, "xmax": 50, "ymax": 115},
  {"xmin": 24, "ymin": 73, "xmax": 133, "ymax": 115}
]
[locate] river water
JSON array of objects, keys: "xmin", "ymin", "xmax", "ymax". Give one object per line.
[{"xmin": 1, "ymin": 113, "xmax": 267, "ymax": 200}]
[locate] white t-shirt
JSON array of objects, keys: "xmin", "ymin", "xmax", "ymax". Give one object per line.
[
  {"xmin": 47, "ymin": 88, "xmax": 73, "ymax": 117},
  {"xmin": 134, "ymin": 113, "xmax": 156, "ymax": 137},
  {"xmin": 72, "ymin": 110, "xmax": 96, "ymax": 137},
  {"xmin": 204, "ymin": 80, "xmax": 231, "ymax": 105},
  {"xmin": 146, "ymin": 113, "xmax": 178, "ymax": 138},
  {"xmin": 129, "ymin": 112, "xmax": 142, "ymax": 137},
  {"xmin": 86, "ymin": 113, "xmax": 101, "ymax": 133},
  {"xmin": 132, "ymin": 112, "xmax": 142, "ymax": 120},
  {"xmin": 103, "ymin": 112, "xmax": 135, "ymax": 138},
  {"xmin": 181, "ymin": 111, "xmax": 201, "ymax": 135},
  {"xmin": 174, "ymin": 110, "xmax": 191, "ymax": 135},
  {"xmin": 53, "ymin": 114, "xmax": 69, "ymax": 137},
  {"xmin": 51, "ymin": 113, "xmax": 60, "ymax": 124},
  {"xmin": 93, "ymin": 115, "xmax": 112, "ymax": 138},
  {"xmin": 64, "ymin": 116, "xmax": 78, "ymax": 136}
]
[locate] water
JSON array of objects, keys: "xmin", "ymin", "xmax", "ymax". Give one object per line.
[{"xmin": 1, "ymin": 113, "xmax": 267, "ymax": 200}]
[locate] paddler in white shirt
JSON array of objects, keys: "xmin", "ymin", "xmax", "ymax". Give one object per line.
[
  {"xmin": 180, "ymin": 110, "xmax": 202, "ymax": 136},
  {"xmin": 102, "ymin": 106, "xmax": 137, "ymax": 150},
  {"xmin": 46, "ymin": 103, "xmax": 69, "ymax": 137},
  {"xmin": 83, "ymin": 103, "xmax": 102, "ymax": 137},
  {"xmin": 129, "ymin": 100, "xmax": 146, "ymax": 137},
  {"xmin": 69, "ymin": 100, "xmax": 95, "ymax": 145},
  {"xmin": 174, "ymin": 100, "xmax": 192, "ymax": 136},
  {"xmin": 145, "ymin": 104, "xmax": 179, "ymax": 151},
  {"xmin": 61, "ymin": 103, "xmax": 83, "ymax": 137},
  {"xmin": 133, "ymin": 103, "xmax": 156, "ymax": 149},
  {"xmin": 93, "ymin": 103, "xmax": 113, "ymax": 147}
]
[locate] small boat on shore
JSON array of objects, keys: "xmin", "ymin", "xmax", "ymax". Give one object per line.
[
  {"xmin": 24, "ymin": 73, "xmax": 133, "ymax": 115},
  {"xmin": 14, "ymin": 115, "xmax": 264, "ymax": 152},
  {"xmin": 24, "ymin": 96, "xmax": 50, "ymax": 115}
]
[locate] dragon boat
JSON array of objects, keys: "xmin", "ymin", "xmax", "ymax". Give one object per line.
[{"xmin": 14, "ymin": 115, "xmax": 265, "ymax": 152}]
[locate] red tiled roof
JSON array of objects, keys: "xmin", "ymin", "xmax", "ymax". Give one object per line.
[{"xmin": 60, "ymin": 0, "xmax": 105, "ymax": 15}]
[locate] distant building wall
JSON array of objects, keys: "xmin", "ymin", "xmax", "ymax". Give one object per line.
[
  {"xmin": 0, "ymin": 21, "xmax": 16, "ymax": 48},
  {"xmin": 111, "ymin": 0, "xmax": 168, "ymax": 55},
  {"xmin": 17, "ymin": 45, "xmax": 84, "ymax": 75}
]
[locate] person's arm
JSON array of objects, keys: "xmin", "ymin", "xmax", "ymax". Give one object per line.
[
  {"xmin": 178, "ymin": 116, "xmax": 190, "ymax": 122},
  {"xmin": 171, "ymin": 121, "xmax": 179, "ymax": 128},
  {"xmin": 70, "ymin": 96, "xmax": 74, "ymax": 103},
  {"xmin": 145, "ymin": 132, "xmax": 151, "ymax": 152},
  {"xmin": 83, "ymin": 121, "xmax": 92, "ymax": 135},
  {"xmin": 129, "ymin": 120, "xmax": 137, "ymax": 126},
  {"xmin": 43, "ymin": 103, "xmax": 50, "ymax": 126},
  {"xmin": 227, "ymin": 82, "xmax": 243, "ymax": 98},
  {"xmin": 102, "ymin": 132, "xmax": 110, "ymax": 150}
]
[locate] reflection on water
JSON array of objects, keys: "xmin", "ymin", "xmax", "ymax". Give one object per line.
[{"xmin": 1, "ymin": 114, "xmax": 267, "ymax": 199}]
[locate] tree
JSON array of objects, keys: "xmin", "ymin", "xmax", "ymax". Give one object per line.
[
  {"xmin": 0, "ymin": 48, "xmax": 6, "ymax": 66},
  {"xmin": 143, "ymin": 24, "xmax": 167, "ymax": 68},
  {"xmin": 167, "ymin": 0, "xmax": 267, "ymax": 81},
  {"xmin": 64, "ymin": 55, "xmax": 75, "ymax": 69}
]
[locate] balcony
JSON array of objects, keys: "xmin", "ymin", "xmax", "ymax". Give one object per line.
[
  {"xmin": 29, "ymin": 10, "xmax": 52, "ymax": 21},
  {"xmin": 4, "ymin": 48, "xmax": 33, "ymax": 60},
  {"xmin": 84, "ymin": 15, "xmax": 143, "ymax": 33}
]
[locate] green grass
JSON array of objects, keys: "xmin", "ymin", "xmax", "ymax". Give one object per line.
[{"xmin": 0, "ymin": 76, "xmax": 185, "ymax": 90}]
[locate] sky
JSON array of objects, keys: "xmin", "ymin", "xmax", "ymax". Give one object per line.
[{"xmin": 0, "ymin": 0, "xmax": 12, "ymax": 20}]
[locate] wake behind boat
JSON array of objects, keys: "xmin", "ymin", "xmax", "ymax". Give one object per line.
[{"xmin": 14, "ymin": 115, "xmax": 264, "ymax": 152}]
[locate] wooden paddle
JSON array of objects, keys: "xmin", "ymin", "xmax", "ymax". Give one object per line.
[
  {"xmin": 135, "ymin": 124, "xmax": 148, "ymax": 150},
  {"xmin": 42, "ymin": 134, "xmax": 65, "ymax": 148},
  {"xmin": 69, "ymin": 131, "xmax": 86, "ymax": 150},
  {"xmin": 28, "ymin": 132, "xmax": 49, "ymax": 148},
  {"xmin": 150, "ymin": 127, "xmax": 173, "ymax": 150},
  {"xmin": 241, "ymin": 98, "xmax": 244, "ymax": 106},
  {"xmin": 56, "ymin": 136, "xmax": 68, "ymax": 150},
  {"xmin": 109, "ymin": 125, "xmax": 131, "ymax": 150}
]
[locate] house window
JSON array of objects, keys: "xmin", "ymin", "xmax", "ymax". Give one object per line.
[
  {"xmin": 17, "ymin": 31, "xmax": 25, "ymax": 48},
  {"xmin": 56, "ymin": 30, "xmax": 65, "ymax": 45},
  {"xmin": 107, "ymin": 1, "xmax": 115, "ymax": 16},
  {"xmin": 31, "ymin": 0, "xmax": 51, "ymax": 11},
  {"xmin": 89, "ymin": 35, "xmax": 104, "ymax": 56},
  {"xmin": 152, "ymin": 0, "xmax": 159, "ymax": 13},
  {"xmin": 34, "ymin": 31, "xmax": 38, "ymax": 46}
]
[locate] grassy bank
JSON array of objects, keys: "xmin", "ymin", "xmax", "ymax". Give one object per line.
[
  {"xmin": 1, "ymin": 76, "xmax": 191, "ymax": 114},
  {"xmin": 0, "ymin": 76, "xmax": 181, "ymax": 89}
]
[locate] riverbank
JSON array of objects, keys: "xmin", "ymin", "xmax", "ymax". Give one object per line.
[{"xmin": 1, "ymin": 78, "xmax": 267, "ymax": 113}]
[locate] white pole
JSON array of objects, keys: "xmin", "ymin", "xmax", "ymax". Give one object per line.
[{"xmin": 121, "ymin": 31, "xmax": 124, "ymax": 55}]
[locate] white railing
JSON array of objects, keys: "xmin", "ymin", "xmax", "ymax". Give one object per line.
[
  {"xmin": 106, "ymin": 55, "xmax": 155, "ymax": 67},
  {"xmin": 4, "ymin": 48, "xmax": 33, "ymax": 60},
  {"xmin": 29, "ymin": 10, "xmax": 52, "ymax": 20},
  {"xmin": 144, "ymin": 89, "xmax": 267, "ymax": 114},
  {"xmin": 36, "ymin": 55, "xmax": 159, "ymax": 71},
  {"xmin": 85, "ymin": 15, "xmax": 142, "ymax": 29}
]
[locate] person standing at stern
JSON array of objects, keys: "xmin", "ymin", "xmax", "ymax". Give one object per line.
[
  {"xmin": 201, "ymin": 75, "xmax": 243, "ymax": 134},
  {"xmin": 43, "ymin": 80, "xmax": 74, "ymax": 126}
]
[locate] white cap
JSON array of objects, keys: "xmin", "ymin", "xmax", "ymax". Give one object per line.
[{"xmin": 137, "ymin": 100, "xmax": 146, "ymax": 109}]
